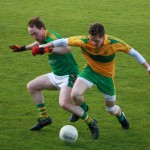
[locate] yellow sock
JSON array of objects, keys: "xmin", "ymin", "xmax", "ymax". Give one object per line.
[
  {"xmin": 81, "ymin": 112, "xmax": 94, "ymax": 125},
  {"xmin": 37, "ymin": 103, "xmax": 49, "ymax": 119}
]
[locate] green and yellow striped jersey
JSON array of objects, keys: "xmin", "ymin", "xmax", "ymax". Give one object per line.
[{"xmin": 68, "ymin": 35, "xmax": 131, "ymax": 77}]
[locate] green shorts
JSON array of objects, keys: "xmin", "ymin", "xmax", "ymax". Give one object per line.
[{"xmin": 79, "ymin": 65, "xmax": 115, "ymax": 95}]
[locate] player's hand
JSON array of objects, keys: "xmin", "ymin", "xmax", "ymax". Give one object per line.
[
  {"xmin": 9, "ymin": 45, "xmax": 26, "ymax": 52},
  {"xmin": 147, "ymin": 66, "xmax": 150, "ymax": 75},
  {"xmin": 32, "ymin": 46, "xmax": 52, "ymax": 56}
]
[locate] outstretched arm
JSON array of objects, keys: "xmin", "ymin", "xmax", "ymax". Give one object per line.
[
  {"xmin": 128, "ymin": 48, "xmax": 150, "ymax": 74},
  {"xmin": 42, "ymin": 38, "xmax": 69, "ymax": 49},
  {"xmin": 9, "ymin": 41, "xmax": 39, "ymax": 52},
  {"xmin": 31, "ymin": 38, "xmax": 70, "ymax": 55},
  {"xmin": 25, "ymin": 41, "xmax": 39, "ymax": 50},
  {"xmin": 32, "ymin": 39, "xmax": 70, "ymax": 56}
]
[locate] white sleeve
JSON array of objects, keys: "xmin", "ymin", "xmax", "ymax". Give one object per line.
[
  {"xmin": 128, "ymin": 48, "xmax": 146, "ymax": 64},
  {"xmin": 52, "ymin": 38, "xmax": 69, "ymax": 47}
]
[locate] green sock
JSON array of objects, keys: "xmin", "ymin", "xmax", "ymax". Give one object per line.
[
  {"xmin": 80, "ymin": 102, "xmax": 88, "ymax": 111},
  {"xmin": 37, "ymin": 103, "xmax": 49, "ymax": 119},
  {"xmin": 81, "ymin": 111, "xmax": 87, "ymax": 120},
  {"xmin": 116, "ymin": 112, "xmax": 124, "ymax": 122},
  {"xmin": 81, "ymin": 112, "xmax": 94, "ymax": 125}
]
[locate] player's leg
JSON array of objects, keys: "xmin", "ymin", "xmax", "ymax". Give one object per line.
[
  {"xmin": 59, "ymin": 85, "xmax": 85, "ymax": 117},
  {"xmin": 69, "ymin": 77, "xmax": 89, "ymax": 122},
  {"xmin": 71, "ymin": 78, "xmax": 99, "ymax": 139},
  {"xmin": 104, "ymin": 94, "xmax": 129, "ymax": 129},
  {"xmin": 94, "ymin": 72, "xmax": 129, "ymax": 130},
  {"xmin": 27, "ymin": 73, "xmax": 57, "ymax": 130},
  {"xmin": 93, "ymin": 71, "xmax": 129, "ymax": 130},
  {"xmin": 57, "ymin": 74, "xmax": 89, "ymax": 122}
]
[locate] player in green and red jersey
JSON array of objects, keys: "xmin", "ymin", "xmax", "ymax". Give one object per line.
[
  {"xmin": 38, "ymin": 22, "xmax": 150, "ymax": 133},
  {"xmin": 9, "ymin": 17, "xmax": 99, "ymax": 139}
]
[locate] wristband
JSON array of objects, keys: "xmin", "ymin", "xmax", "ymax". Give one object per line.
[{"xmin": 20, "ymin": 46, "xmax": 26, "ymax": 51}]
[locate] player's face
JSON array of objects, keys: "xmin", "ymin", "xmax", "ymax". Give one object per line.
[
  {"xmin": 89, "ymin": 35, "xmax": 104, "ymax": 48},
  {"xmin": 28, "ymin": 25, "xmax": 45, "ymax": 43}
]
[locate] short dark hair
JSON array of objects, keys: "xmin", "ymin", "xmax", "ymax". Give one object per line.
[
  {"xmin": 28, "ymin": 16, "xmax": 46, "ymax": 29},
  {"xmin": 88, "ymin": 23, "xmax": 105, "ymax": 37}
]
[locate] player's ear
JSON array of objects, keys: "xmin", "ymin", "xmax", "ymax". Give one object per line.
[{"xmin": 41, "ymin": 27, "xmax": 45, "ymax": 32}]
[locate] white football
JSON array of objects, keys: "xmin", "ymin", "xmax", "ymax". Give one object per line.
[{"xmin": 59, "ymin": 125, "xmax": 78, "ymax": 143}]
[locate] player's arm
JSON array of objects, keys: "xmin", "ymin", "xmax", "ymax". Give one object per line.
[
  {"xmin": 42, "ymin": 36, "xmax": 84, "ymax": 48},
  {"xmin": 52, "ymin": 46, "xmax": 71, "ymax": 54},
  {"xmin": 25, "ymin": 41, "xmax": 39, "ymax": 50},
  {"xmin": 32, "ymin": 37, "xmax": 84, "ymax": 55},
  {"xmin": 42, "ymin": 38, "xmax": 69, "ymax": 48},
  {"xmin": 128, "ymin": 48, "xmax": 150, "ymax": 74},
  {"xmin": 32, "ymin": 38, "xmax": 70, "ymax": 55},
  {"xmin": 9, "ymin": 41, "xmax": 39, "ymax": 52},
  {"xmin": 50, "ymin": 38, "xmax": 71, "ymax": 54}
]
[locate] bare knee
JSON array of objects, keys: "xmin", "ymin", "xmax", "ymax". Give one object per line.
[
  {"xmin": 71, "ymin": 91, "xmax": 85, "ymax": 106},
  {"xmin": 27, "ymin": 81, "xmax": 35, "ymax": 92},
  {"xmin": 71, "ymin": 90, "xmax": 82, "ymax": 101},
  {"xmin": 59, "ymin": 100, "xmax": 69, "ymax": 110}
]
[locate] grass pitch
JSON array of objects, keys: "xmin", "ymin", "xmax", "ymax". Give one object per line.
[{"xmin": 0, "ymin": 0, "xmax": 150, "ymax": 149}]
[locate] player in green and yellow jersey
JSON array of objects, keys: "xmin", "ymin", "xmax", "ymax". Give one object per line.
[
  {"xmin": 38, "ymin": 23, "xmax": 150, "ymax": 134},
  {"xmin": 9, "ymin": 17, "xmax": 98, "ymax": 139}
]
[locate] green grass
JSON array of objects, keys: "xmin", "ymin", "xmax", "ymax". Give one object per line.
[{"xmin": 0, "ymin": 0, "xmax": 150, "ymax": 149}]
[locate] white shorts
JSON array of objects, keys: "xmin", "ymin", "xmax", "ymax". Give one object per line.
[{"xmin": 46, "ymin": 73, "xmax": 76, "ymax": 89}]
